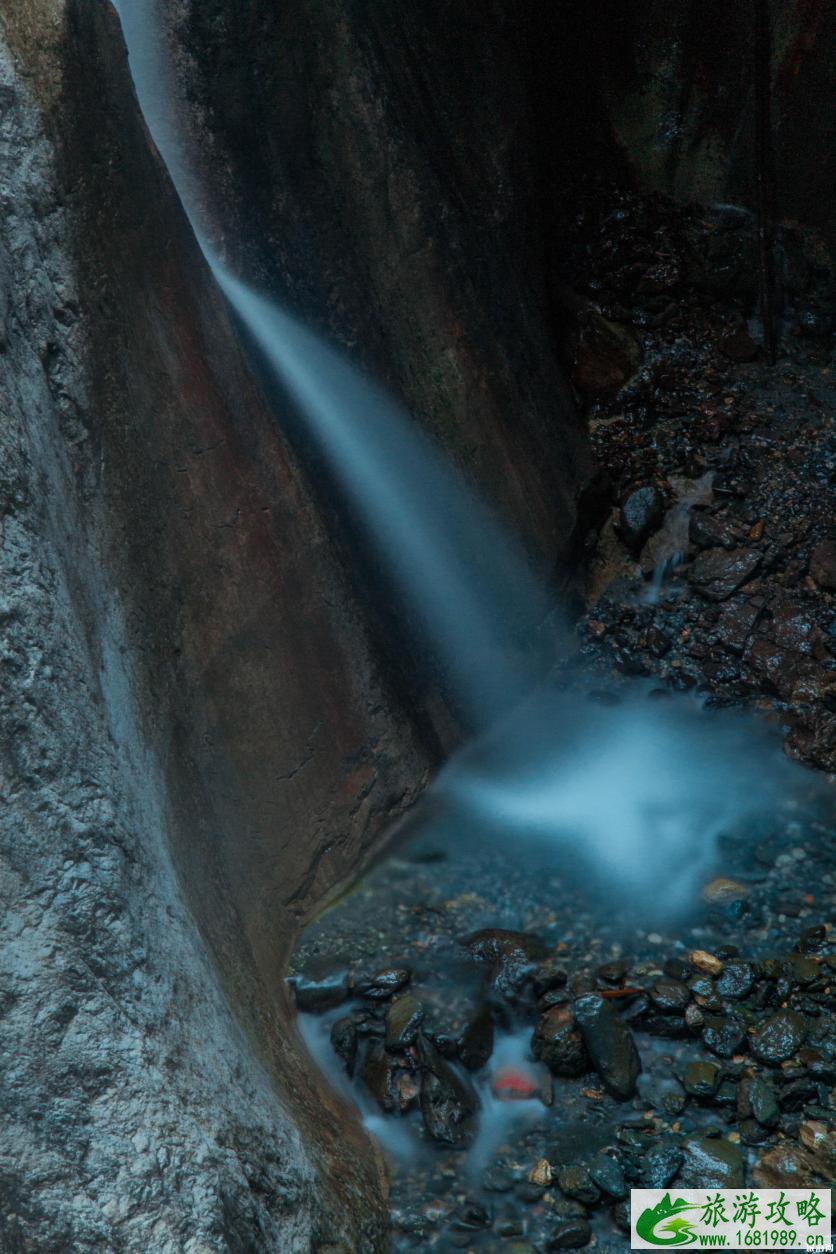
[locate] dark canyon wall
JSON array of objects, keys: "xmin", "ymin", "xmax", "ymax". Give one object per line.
[
  {"xmin": 0, "ymin": 0, "xmax": 592, "ymax": 1248},
  {"xmin": 166, "ymin": 0, "xmax": 595, "ymax": 735},
  {"xmin": 537, "ymin": 0, "xmax": 835, "ymax": 239}
]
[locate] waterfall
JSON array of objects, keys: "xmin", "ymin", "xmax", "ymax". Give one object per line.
[
  {"xmin": 112, "ymin": 0, "xmax": 553, "ymax": 732},
  {"xmin": 113, "ymin": 0, "xmax": 798, "ymax": 914}
]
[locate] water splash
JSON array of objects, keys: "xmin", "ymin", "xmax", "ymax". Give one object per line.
[
  {"xmin": 299, "ymin": 1011, "xmax": 546, "ymax": 1168},
  {"xmin": 435, "ymin": 686, "xmax": 793, "ymax": 916},
  {"xmin": 297, "ymin": 1011, "xmax": 421, "ymax": 1163},
  {"xmin": 466, "ymin": 1029, "xmax": 546, "ymax": 1173}
]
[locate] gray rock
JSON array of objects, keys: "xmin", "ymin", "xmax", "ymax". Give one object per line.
[
  {"xmin": 572, "ymin": 994, "xmax": 641, "ymax": 1099},
  {"xmin": 458, "ymin": 1005, "xmax": 494, "ymax": 1070},
  {"xmin": 385, "ymin": 994, "xmax": 424, "ymax": 1050},
  {"xmin": 0, "ymin": 36, "xmax": 347, "ymax": 1250},
  {"xmin": 532, "ymin": 1005, "xmax": 589, "ymax": 1077},
  {"xmin": 620, "ymin": 485, "xmax": 665, "ymax": 554},
  {"xmin": 680, "ymin": 1136, "xmax": 745, "ymax": 1188},
  {"xmin": 418, "ymin": 1038, "xmax": 479, "ymax": 1147},
  {"xmin": 752, "ymin": 1010, "xmax": 808, "ymax": 1064},
  {"xmin": 688, "ymin": 547, "xmax": 761, "ymax": 601},
  {"xmin": 683, "ymin": 1061, "xmax": 720, "ymax": 1098}
]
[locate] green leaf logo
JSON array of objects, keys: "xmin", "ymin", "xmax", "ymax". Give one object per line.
[{"xmin": 636, "ymin": 1194, "xmax": 700, "ymax": 1246}]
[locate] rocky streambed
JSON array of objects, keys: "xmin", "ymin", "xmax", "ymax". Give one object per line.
[
  {"xmin": 290, "ymin": 792, "xmax": 833, "ymax": 1250},
  {"xmin": 289, "ymin": 185, "xmax": 834, "ymax": 1251}
]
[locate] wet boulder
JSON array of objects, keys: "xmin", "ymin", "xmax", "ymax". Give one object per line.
[
  {"xmin": 459, "ymin": 929, "xmax": 548, "ymax": 998},
  {"xmin": 716, "ymin": 596, "xmax": 763, "ymax": 654},
  {"xmin": 701, "ymin": 1014, "xmax": 746, "ymax": 1058},
  {"xmin": 751, "ymin": 1010, "xmax": 807, "ymax": 1064},
  {"xmin": 385, "ymin": 994, "xmax": 424, "ymax": 1051},
  {"xmin": 683, "ymin": 1061, "xmax": 720, "ymax": 1098},
  {"xmin": 738, "ymin": 1077, "xmax": 780, "ymax": 1128},
  {"xmin": 572, "ymin": 994, "xmax": 641, "ymax": 1099},
  {"xmin": 356, "ymin": 966, "xmax": 411, "ymax": 1000},
  {"xmin": 619, "ymin": 485, "xmax": 665, "ymax": 555},
  {"xmin": 571, "ymin": 301, "xmax": 642, "ymax": 402},
  {"xmin": 641, "ymin": 1141, "xmax": 684, "ymax": 1189},
  {"xmin": 557, "ymin": 1164, "xmax": 599, "ymax": 1205},
  {"xmin": 418, "ymin": 1037, "xmax": 479, "ymax": 1147},
  {"xmin": 532, "ymin": 1005, "xmax": 589, "ymax": 1077},
  {"xmin": 689, "ymin": 509, "xmax": 747, "ymax": 551},
  {"xmin": 649, "ymin": 978, "xmax": 690, "ymax": 1013},
  {"xmin": 289, "ymin": 970, "xmax": 349, "ymax": 1013},
  {"xmin": 548, "ymin": 1216, "xmax": 593, "ymax": 1249},
  {"xmin": 719, "ymin": 322, "xmax": 758, "ymax": 362},
  {"xmin": 715, "ymin": 960, "xmax": 755, "ymax": 1000},
  {"xmin": 589, "ymin": 1153, "xmax": 628, "ymax": 1200},
  {"xmin": 534, "ymin": 958, "xmax": 570, "ymax": 996},
  {"xmin": 448, "ymin": 1201, "xmax": 492, "ymax": 1234},
  {"xmin": 688, "ymin": 547, "xmax": 761, "ymax": 601},
  {"xmin": 800, "ymin": 1122, "xmax": 836, "ymax": 1178},
  {"xmin": 753, "ymin": 1143, "xmax": 824, "ymax": 1190},
  {"xmin": 458, "ymin": 1005, "xmax": 494, "ymax": 1071},
  {"xmin": 359, "ymin": 1039, "xmax": 401, "ymax": 1113},
  {"xmin": 360, "ymin": 1038, "xmax": 420, "ymax": 1115},
  {"xmin": 680, "ymin": 1136, "xmax": 744, "ymax": 1188},
  {"xmin": 330, "ymin": 1015, "xmax": 358, "ymax": 1076}
]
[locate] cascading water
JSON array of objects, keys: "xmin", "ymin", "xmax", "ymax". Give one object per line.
[
  {"xmin": 112, "ymin": 0, "xmax": 554, "ymax": 733},
  {"xmin": 212, "ymin": 271, "xmax": 556, "ymax": 728},
  {"xmin": 113, "ymin": 0, "xmax": 798, "ymax": 913}
]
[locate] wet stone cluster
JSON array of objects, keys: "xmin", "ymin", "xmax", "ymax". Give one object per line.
[
  {"xmin": 556, "ymin": 183, "xmax": 835, "ymax": 773},
  {"xmin": 293, "ymin": 900, "xmax": 834, "ymax": 1251},
  {"xmin": 290, "ymin": 184, "xmax": 833, "ymax": 1249}
]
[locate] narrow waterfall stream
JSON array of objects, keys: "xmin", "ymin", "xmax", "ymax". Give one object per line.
[{"xmin": 113, "ymin": 4, "xmax": 833, "ymax": 1250}]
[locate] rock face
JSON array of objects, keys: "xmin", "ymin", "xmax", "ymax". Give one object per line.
[
  {"xmin": 169, "ymin": 0, "xmax": 594, "ymax": 602},
  {"xmin": 551, "ymin": 0, "xmax": 835, "ymax": 234},
  {"xmin": 1, "ymin": 5, "xmax": 423, "ymax": 1246},
  {"xmin": 0, "ymin": 1, "xmax": 594, "ymax": 1247}
]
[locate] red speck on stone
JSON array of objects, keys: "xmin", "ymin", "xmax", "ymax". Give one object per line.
[
  {"xmin": 805, "ymin": 894, "xmax": 814, "ymax": 905},
  {"xmin": 492, "ymin": 1067, "xmax": 537, "ymax": 1101}
]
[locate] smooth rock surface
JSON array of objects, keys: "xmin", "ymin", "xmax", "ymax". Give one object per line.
[{"xmin": 572, "ymin": 994, "xmax": 641, "ymax": 1099}]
